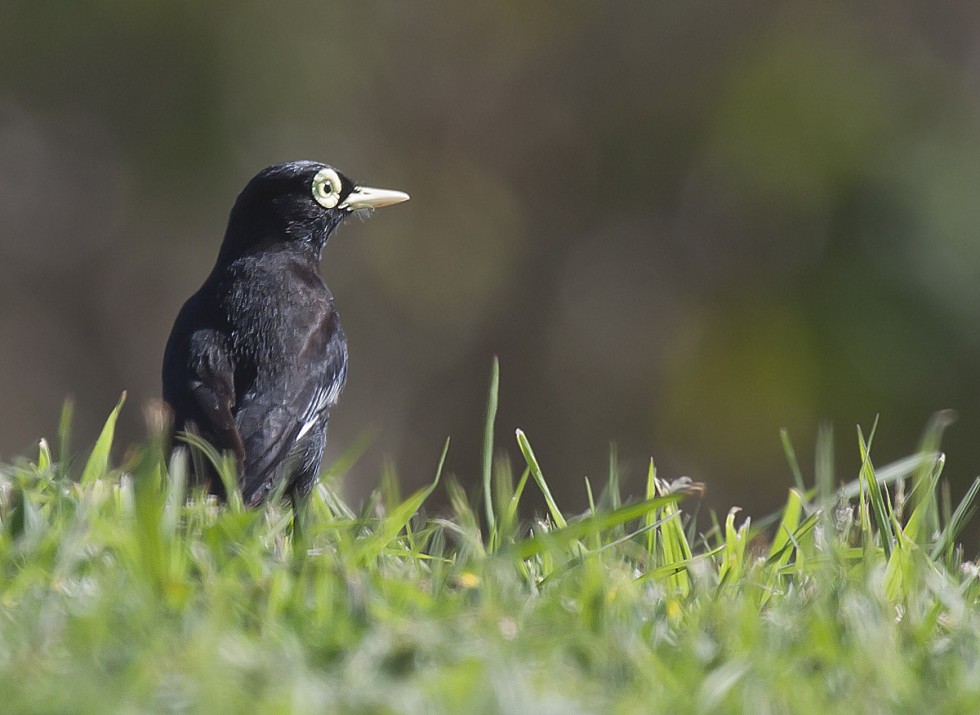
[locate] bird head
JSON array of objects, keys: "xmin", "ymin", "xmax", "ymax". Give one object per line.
[{"xmin": 219, "ymin": 161, "xmax": 409, "ymax": 262}]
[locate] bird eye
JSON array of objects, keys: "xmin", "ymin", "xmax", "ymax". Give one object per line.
[{"xmin": 312, "ymin": 168, "xmax": 342, "ymax": 209}]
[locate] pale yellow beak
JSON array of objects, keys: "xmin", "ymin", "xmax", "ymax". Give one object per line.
[{"xmin": 340, "ymin": 185, "xmax": 410, "ymax": 211}]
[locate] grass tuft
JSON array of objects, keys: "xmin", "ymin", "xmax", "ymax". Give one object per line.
[{"xmin": 0, "ymin": 385, "xmax": 979, "ymax": 712}]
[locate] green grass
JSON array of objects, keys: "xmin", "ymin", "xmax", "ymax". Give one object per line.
[{"xmin": 2, "ymin": 373, "xmax": 980, "ymax": 714}]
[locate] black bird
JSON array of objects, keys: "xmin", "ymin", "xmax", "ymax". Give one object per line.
[{"xmin": 162, "ymin": 161, "xmax": 408, "ymax": 507}]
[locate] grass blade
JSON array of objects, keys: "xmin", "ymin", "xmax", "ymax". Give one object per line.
[
  {"xmin": 931, "ymin": 476, "xmax": 980, "ymax": 561},
  {"xmin": 483, "ymin": 357, "xmax": 500, "ymax": 533},
  {"xmin": 516, "ymin": 429, "xmax": 567, "ymax": 529},
  {"xmin": 857, "ymin": 419, "xmax": 893, "ymax": 558},
  {"xmin": 512, "ymin": 493, "xmax": 683, "ymax": 560},
  {"xmin": 780, "ymin": 429, "xmax": 806, "ymax": 493},
  {"xmin": 645, "ymin": 459, "xmax": 657, "ymax": 556},
  {"xmin": 355, "ymin": 437, "xmax": 449, "ymax": 564},
  {"xmin": 57, "ymin": 398, "xmax": 74, "ymax": 479},
  {"xmin": 80, "ymin": 392, "xmax": 126, "ymax": 486}
]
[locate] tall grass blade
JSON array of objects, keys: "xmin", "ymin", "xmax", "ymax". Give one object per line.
[
  {"xmin": 657, "ymin": 478, "xmax": 692, "ymax": 595},
  {"xmin": 482, "ymin": 357, "xmax": 500, "ymax": 533},
  {"xmin": 355, "ymin": 437, "xmax": 449, "ymax": 563},
  {"xmin": 768, "ymin": 489, "xmax": 804, "ymax": 566},
  {"xmin": 512, "ymin": 493, "xmax": 682, "ymax": 560},
  {"xmin": 80, "ymin": 392, "xmax": 126, "ymax": 486},
  {"xmin": 516, "ymin": 429, "xmax": 567, "ymax": 529},
  {"xmin": 503, "ymin": 466, "xmax": 531, "ymax": 538},
  {"xmin": 760, "ymin": 489, "xmax": 805, "ymax": 606},
  {"xmin": 57, "ymin": 398, "xmax": 74, "ymax": 478},
  {"xmin": 718, "ymin": 508, "xmax": 748, "ymax": 585},
  {"xmin": 815, "ymin": 422, "xmax": 833, "ymax": 506},
  {"xmin": 607, "ymin": 443, "xmax": 621, "ymax": 510},
  {"xmin": 907, "ymin": 411, "xmax": 954, "ymax": 542},
  {"xmin": 178, "ymin": 431, "xmax": 244, "ymax": 512},
  {"xmin": 131, "ymin": 444, "xmax": 167, "ymax": 588},
  {"xmin": 36, "ymin": 439, "xmax": 52, "ymax": 472},
  {"xmin": 931, "ymin": 476, "xmax": 980, "ymax": 561},
  {"xmin": 857, "ymin": 419, "xmax": 893, "ymax": 558},
  {"xmin": 780, "ymin": 429, "xmax": 806, "ymax": 493},
  {"xmin": 645, "ymin": 459, "xmax": 657, "ymax": 556},
  {"xmin": 837, "ymin": 452, "xmax": 943, "ymax": 500}
]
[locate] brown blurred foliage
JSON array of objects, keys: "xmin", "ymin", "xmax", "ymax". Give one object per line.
[{"xmin": 3, "ymin": 2, "xmax": 980, "ymax": 522}]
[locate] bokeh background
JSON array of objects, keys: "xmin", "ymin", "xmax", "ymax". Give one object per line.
[{"xmin": 3, "ymin": 2, "xmax": 980, "ymax": 526}]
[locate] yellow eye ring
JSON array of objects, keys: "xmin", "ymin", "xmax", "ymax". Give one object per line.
[{"xmin": 312, "ymin": 168, "xmax": 342, "ymax": 209}]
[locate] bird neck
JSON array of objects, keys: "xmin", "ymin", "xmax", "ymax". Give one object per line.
[{"xmin": 217, "ymin": 212, "xmax": 329, "ymax": 266}]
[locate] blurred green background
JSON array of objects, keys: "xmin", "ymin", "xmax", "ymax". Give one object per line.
[{"xmin": 2, "ymin": 2, "xmax": 980, "ymax": 523}]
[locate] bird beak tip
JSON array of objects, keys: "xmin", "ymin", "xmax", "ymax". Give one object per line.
[{"xmin": 341, "ymin": 186, "xmax": 410, "ymax": 211}]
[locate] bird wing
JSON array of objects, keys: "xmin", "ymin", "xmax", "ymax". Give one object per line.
[
  {"xmin": 186, "ymin": 333, "xmax": 247, "ymax": 466},
  {"xmin": 235, "ymin": 307, "xmax": 347, "ymax": 505}
]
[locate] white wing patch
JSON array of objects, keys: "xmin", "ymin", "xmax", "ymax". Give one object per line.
[
  {"xmin": 294, "ymin": 369, "xmax": 345, "ymax": 443},
  {"xmin": 296, "ymin": 414, "xmax": 318, "ymax": 441}
]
